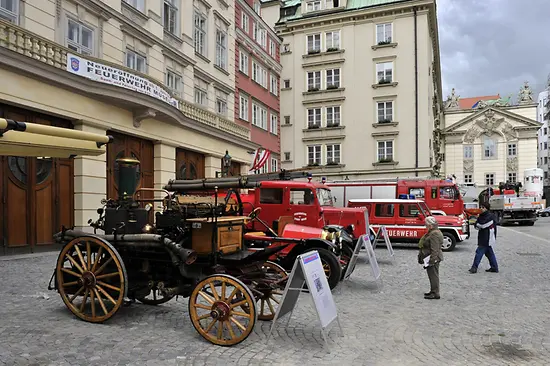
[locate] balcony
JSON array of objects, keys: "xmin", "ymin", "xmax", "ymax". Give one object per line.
[
  {"xmin": 302, "ymin": 125, "xmax": 346, "ymax": 142},
  {"xmin": 302, "ymin": 49, "xmax": 345, "ymax": 67},
  {"xmin": 302, "ymin": 87, "xmax": 346, "ymax": 104},
  {"xmin": 0, "ymin": 19, "xmax": 250, "ymax": 141}
]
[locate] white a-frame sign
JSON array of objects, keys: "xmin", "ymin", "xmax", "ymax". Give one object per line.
[{"xmin": 267, "ymin": 250, "xmax": 343, "ymax": 352}]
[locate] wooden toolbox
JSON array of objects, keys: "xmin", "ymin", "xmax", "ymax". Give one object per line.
[{"xmin": 188, "ymin": 216, "xmax": 247, "ymax": 254}]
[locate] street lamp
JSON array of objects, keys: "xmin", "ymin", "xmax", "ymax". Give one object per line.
[{"xmin": 222, "ymin": 150, "xmax": 232, "ymax": 177}]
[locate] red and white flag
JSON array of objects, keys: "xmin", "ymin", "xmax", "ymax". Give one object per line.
[{"xmin": 249, "ymin": 148, "xmax": 271, "ymax": 171}]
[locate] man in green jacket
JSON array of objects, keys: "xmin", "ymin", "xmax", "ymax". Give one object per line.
[{"xmin": 418, "ymin": 216, "xmax": 444, "ymax": 299}]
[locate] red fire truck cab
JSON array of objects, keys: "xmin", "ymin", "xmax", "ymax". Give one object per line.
[
  {"xmin": 348, "ymin": 198, "xmax": 469, "ymax": 251},
  {"xmin": 326, "ymin": 178, "xmax": 465, "ymax": 217}
]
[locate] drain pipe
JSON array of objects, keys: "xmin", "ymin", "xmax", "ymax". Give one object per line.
[{"xmin": 413, "ymin": 6, "xmax": 419, "ymax": 176}]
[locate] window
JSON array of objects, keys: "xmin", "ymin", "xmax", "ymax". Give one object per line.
[
  {"xmin": 376, "ymin": 23, "xmax": 393, "ymax": 44},
  {"xmin": 215, "ymin": 26, "xmax": 228, "ymax": 70},
  {"xmin": 215, "ymin": 89, "xmax": 228, "ymax": 115},
  {"xmin": 239, "ymin": 50, "xmax": 249, "ymax": 75},
  {"xmin": 507, "ymin": 172, "xmax": 517, "ymax": 183},
  {"xmin": 284, "ymin": 152, "xmax": 291, "ymax": 161},
  {"xmin": 326, "ymin": 144, "xmax": 341, "ymax": 164},
  {"xmin": 374, "ymin": 203, "xmax": 394, "ymax": 217},
  {"xmin": 194, "ymin": 77, "xmax": 208, "ymax": 106},
  {"xmin": 307, "ymin": 108, "xmax": 321, "ymax": 128},
  {"xmin": 399, "ymin": 203, "xmax": 420, "ymax": 218},
  {"xmin": 253, "ymin": 0, "xmax": 261, "ymax": 14},
  {"xmin": 376, "ymin": 62, "xmax": 393, "ymax": 83},
  {"xmin": 545, "ymin": 127, "xmax": 548, "ymax": 135},
  {"xmin": 269, "ymin": 39, "xmax": 277, "ymax": 57},
  {"xmin": 163, "ymin": 0, "xmax": 178, "ymax": 35},
  {"xmin": 194, "ymin": 9, "xmax": 207, "ymax": 56},
  {"xmin": 282, "ymin": 43, "xmax": 290, "ymax": 53},
  {"xmin": 545, "ymin": 142, "xmax": 548, "ymax": 150},
  {"xmin": 290, "ymin": 189, "xmax": 315, "ymax": 205},
  {"xmin": 241, "ymin": 12, "xmax": 249, "ymax": 32},
  {"xmin": 307, "ymin": 145, "xmax": 321, "ymax": 165},
  {"xmin": 326, "ymin": 106, "xmax": 340, "ymax": 126},
  {"xmin": 252, "ymin": 103, "xmax": 267, "ymax": 129},
  {"xmin": 545, "ymin": 171, "xmax": 549, "ymax": 179},
  {"xmin": 307, "ymin": 34, "xmax": 321, "ymax": 53},
  {"xmin": 239, "ymin": 94, "xmax": 249, "ymax": 120},
  {"xmin": 464, "ymin": 174, "xmax": 473, "ymax": 184},
  {"xmin": 271, "ymin": 158, "xmax": 278, "ymax": 172},
  {"xmin": 440, "ymin": 186, "xmax": 458, "ymax": 200},
  {"xmin": 485, "ymin": 173, "xmax": 495, "ymax": 186},
  {"xmin": 409, "ymin": 188, "xmax": 425, "ymax": 198},
  {"xmin": 307, "ymin": 71, "xmax": 321, "ymax": 90},
  {"xmin": 546, "ymin": 157, "xmax": 549, "ymax": 165},
  {"xmin": 270, "ymin": 114, "xmax": 278, "ymax": 135},
  {"xmin": 306, "ymin": 0, "xmax": 321, "ymax": 12},
  {"xmin": 326, "ymin": 69, "xmax": 340, "ymax": 88},
  {"xmin": 260, "ymin": 188, "xmax": 283, "ymax": 204},
  {"xmin": 464, "ymin": 145, "xmax": 473, "ymax": 159},
  {"xmin": 252, "ymin": 62, "xmax": 268, "ymax": 88},
  {"xmin": 123, "ymin": 0, "xmax": 145, "ymax": 12},
  {"xmin": 270, "ymin": 75, "xmax": 278, "ymax": 95},
  {"xmin": 166, "ymin": 70, "xmax": 182, "ymax": 95},
  {"xmin": 483, "ymin": 136, "xmax": 496, "ymax": 158},
  {"xmin": 255, "ymin": 27, "xmax": 267, "ymax": 48},
  {"xmin": 507, "ymin": 143, "xmax": 517, "ymax": 157},
  {"xmin": 326, "ymin": 31, "xmax": 340, "ymax": 50},
  {"xmin": 125, "ymin": 50, "xmax": 146, "ymax": 73},
  {"xmin": 284, "ymin": 116, "xmax": 291, "ymax": 125},
  {"xmin": 377, "ymin": 101, "xmax": 393, "ymax": 123},
  {"xmin": 67, "ymin": 19, "xmax": 93, "ymax": 56},
  {"xmin": 283, "ymin": 79, "xmax": 291, "ymax": 89},
  {"xmin": 377, "ymin": 140, "xmax": 393, "ymax": 161}
]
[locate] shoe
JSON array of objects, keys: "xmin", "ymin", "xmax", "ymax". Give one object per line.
[
  {"xmin": 485, "ymin": 268, "xmax": 499, "ymax": 273},
  {"xmin": 424, "ymin": 293, "xmax": 440, "ymax": 300},
  {"xmin": 469, "ymin": 267, "xmax": 477, "ymax": 274},
  {"xmin": 424, "ymin": 291, "xmax": 433, "ymax": 296}
]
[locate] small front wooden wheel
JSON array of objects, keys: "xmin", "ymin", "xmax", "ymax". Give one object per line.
[
  {"xmin": 189, "ymin": 274, "xmax": 257, "ymax": 346},
  {"xmin": 257, "ymin": 261, "xmax": 287, "ymax": 321},
  {"xmin": 55, "ymin": 236, "xmax": 127, "ymax": 323}
]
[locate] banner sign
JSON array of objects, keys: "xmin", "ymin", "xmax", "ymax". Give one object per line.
[{"xmin": 66, "ymin": 53, "xmax": 179, "ymax": 109}]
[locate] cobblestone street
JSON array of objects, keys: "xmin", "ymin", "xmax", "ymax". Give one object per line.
[{"xmin": 1, "ymin": 219, "xmax": 550, "ymax": 366}]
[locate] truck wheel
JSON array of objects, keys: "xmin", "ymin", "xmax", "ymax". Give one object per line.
[
  {"xmin": 526, "ymin": 221, "xmax": 535, "ymax": 226},
  {"xmin": 441, "ymin": 232, "xmax": 456, "ymax": 252},
  {"xmin": 315, "ymin": 248, "xmax": 342, "ymax": 290}
]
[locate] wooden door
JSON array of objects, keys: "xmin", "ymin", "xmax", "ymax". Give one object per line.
[
  {"xmin": 219, "ymin": 159, "xmax": 241, "ymax": 177},
  {"xmin": 106, "ymin": 131, "xmax": 154, "ymax": 217},
  {"xmin": 176, "ymin": 148, "xmax": 205, "ymax": 180},
  {"xmin": 0, "ymin": 104, "xmax": 74, "ymax": 251}
]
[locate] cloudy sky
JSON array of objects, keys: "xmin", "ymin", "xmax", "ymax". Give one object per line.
[{"xmin": 437, "ymin": 0, "xmax": 550, "ymax": 103}]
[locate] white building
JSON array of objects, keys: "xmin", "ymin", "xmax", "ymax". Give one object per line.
[
  {"xmin": 537, "ymin": 89, "xmax": 549, "ymax": 184},
  {"xmin": 261, "ymin": 0, "xmax": 445, "ymax": 180}
]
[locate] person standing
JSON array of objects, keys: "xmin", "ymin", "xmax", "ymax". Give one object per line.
[
  {"xmin": 469, "ymin": 202, "xmax": 499, "ymax": 273},
  {"xmin": 417, "ymin": 216, "xmax": 444, "ymax": 300}
]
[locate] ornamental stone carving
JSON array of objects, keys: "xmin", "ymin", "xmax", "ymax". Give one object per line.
[
  {"xmin": 501, "ymin": 121, "xmax": 517, "ymax": 141},
  {"xmin": 476, "ymin": 96, "xmax": 512, "ymax": 109},
  {"xmin": 464, "ymin": 160, "xmax": 474, "ymax": 173},
  {"xmin": 507, "ymin": 156, "xmax": 518, "ymax": 172},
  {"xmin": 444, "ymin": 88, "xmax": 460, "ymax": 110},
  {"xmin": 476, "ymin": 109, "xmax": 505, "ymax": 136},
  {"xmin": 518, "ymin": 81, "xmax": 534, "ymax": 105},
  {"xmin": 463, "ymin": 126, "xmax": 480, "ymax": 143}
]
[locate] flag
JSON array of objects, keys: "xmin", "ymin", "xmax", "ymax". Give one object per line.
[{"xmin": 250, "ymin": 148, "xmax": 271, "ymax": 171}]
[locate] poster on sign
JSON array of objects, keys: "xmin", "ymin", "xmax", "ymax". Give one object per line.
[{"xmin": 267, "ymin": 250, "xmax": 342, "ymax": 351}]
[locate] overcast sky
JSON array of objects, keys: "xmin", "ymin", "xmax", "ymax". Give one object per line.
[{"xmin": 437, "ymin": 0, "xmax": 550, "ymax": 103}]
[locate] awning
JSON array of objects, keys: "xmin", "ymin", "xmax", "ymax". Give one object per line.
[{"xmin": 0, "ymin": 118, "xmax": 112, "ymax": 158}]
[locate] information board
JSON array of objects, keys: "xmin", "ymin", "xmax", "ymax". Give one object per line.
[
  {"xmin": 342, "ymin": 235, "xmax": 363, "ymax": 280},
  {"xmin": 363, "ymin": 235, "xmax": 381, "ymax": 280},
  {"xmin": 267, "ymin": 250, "xmax": 342, "ymax": 351},
  {"xmin": 379, "ymin": 226, "xmax": 395, "ymax": 257}
]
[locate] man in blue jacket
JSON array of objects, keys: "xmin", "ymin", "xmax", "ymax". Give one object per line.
[{"xmin": 469, "ymin": 202, "xmax": 499, "ymax": 273}]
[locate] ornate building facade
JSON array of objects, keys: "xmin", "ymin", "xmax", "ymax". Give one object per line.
[{"xmin": 442, "ymin": 83, "xmax": 539, "ymax": 189}]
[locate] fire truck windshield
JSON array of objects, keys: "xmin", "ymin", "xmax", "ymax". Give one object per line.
[
  {"xmin": 317, "ymin": 188, "xmax": 334, "ymax": 206},
  {"xmin": 419, "ymin": 201, "xmax": 431, "ymax": 216}
]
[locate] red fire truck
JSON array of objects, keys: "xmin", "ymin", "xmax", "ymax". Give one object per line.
[{"xmin": 325, "ymin": 178, "xmax": 465, "ymax": 217}]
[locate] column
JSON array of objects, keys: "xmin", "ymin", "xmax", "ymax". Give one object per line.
[
  {"xmin": 154, "ymin": 143, "xmax": 176, "ymax": 211},
  {"xmin": 73, "ymin": 122, "xmax": 107, "ymax": 233},
  {"xmin": 204, "ymin": 155, "xmax": 220, "ymax": 178}
]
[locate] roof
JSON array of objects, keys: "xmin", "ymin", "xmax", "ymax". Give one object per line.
[
  {"xmin": 278, "ymin": 0, "xmax": 414, "ymax": 23},
  {"xmin": 348, "ymin": 199, "xmax": 424, "ymax": 203},
  {"xmin": 458, "ymin": 95, "xmax": 500, "ymax": 109}
]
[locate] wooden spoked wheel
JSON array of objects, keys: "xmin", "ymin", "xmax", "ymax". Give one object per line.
[
  {"xmin": 55, "ymin": 236, "xmax": 127, "ymax": 323},
  {"xmin": 136, "ymin": 284, "xmax": 175, "ymax": 305},
  {"xmin": 256, "ymin": 261, "xmax": 287, "ymax": 321},
  {"xmin": 189, "ymin": 274, "xmax": 257, "ymax": 346}
]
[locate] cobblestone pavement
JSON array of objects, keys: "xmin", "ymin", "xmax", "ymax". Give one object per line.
[{"xmin": 2, "ymin": 223, "xmax": 550, "ymax": 366}]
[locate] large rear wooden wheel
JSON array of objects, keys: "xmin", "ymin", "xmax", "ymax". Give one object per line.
[
  {"xmin": 189, "ymin": 274, "xmax": 257, "ymax": 346},
  {"xmin": 55, "ymin": 236, "xmax": 127, "ymax": 323},
  {"xmin": 257, "ymin": 261, "xmax": 287, "ymax": 321}
]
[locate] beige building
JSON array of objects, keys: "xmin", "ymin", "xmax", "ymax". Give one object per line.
[
  {"xmin": 442, "ymin": 86, "xmax": 540, "ymax": 189},
  {"xmin": 260, "ymin": 0, "xmax": 445, "ymax": 180},
  {"xmin": 0, "ymin": 0, "xmax": 258, "ymax": 253}
]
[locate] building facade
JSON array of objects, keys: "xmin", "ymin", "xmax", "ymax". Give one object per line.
[
  {"xmin": 235, "ymin": 0, "xmax": 282, "ymax": 173},
  {"xmin": 442, "ymin": 86, "xmax": 539, "ymax": 191},
  {"xmin": 537, "ymin": 89, "xmax": 549, "ymax": 184},
  {"xmin": 0, "ymin": 0, "xmax": 258, "ymax": 253},
  {"xmin": 261, "ymin": 0, "xmax": 445, "ymax": 180}
]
